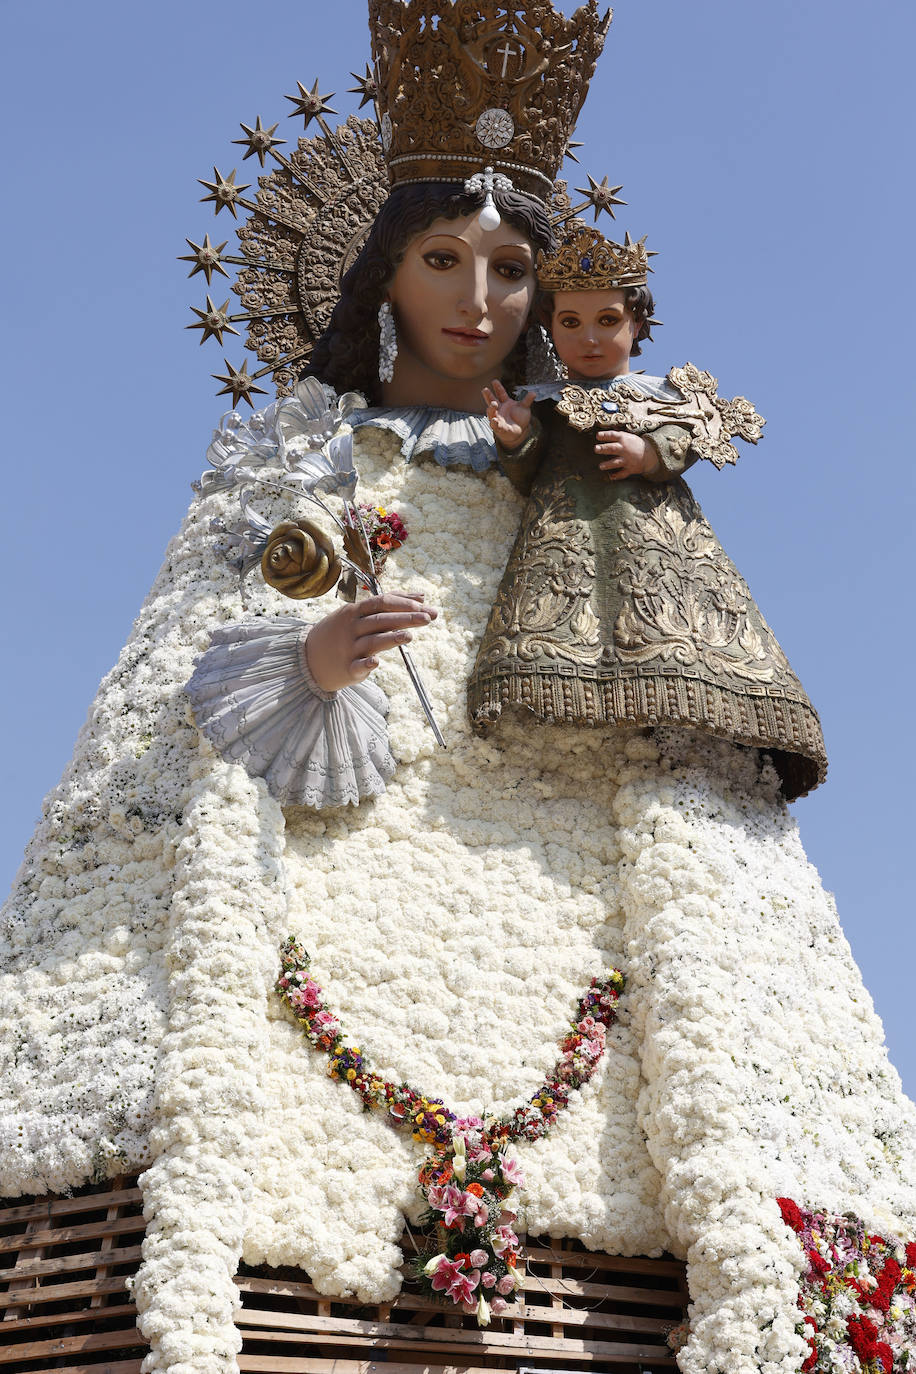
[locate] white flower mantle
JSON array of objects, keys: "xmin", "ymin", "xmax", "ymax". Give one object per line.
[{"xmin": 1, "ymin": 420, "xmax": 915, "ymax": 1374}]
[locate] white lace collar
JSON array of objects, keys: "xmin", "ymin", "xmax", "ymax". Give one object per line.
[{"xmin": 349, "ymin": 406, "xmax": 497, "ymax": 472}]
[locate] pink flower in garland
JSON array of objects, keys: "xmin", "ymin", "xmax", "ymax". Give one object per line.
[
  {"xmin": 498, "ymin": 1154, "xmax": 524, "ymax": 1188},
  {"xmin": 430, "ymin": 1258, "xmax": 466, "ymax": 1294},
  {"xmin": 446, "ymin": 1269, "xmax": 481, "ymax": 1306},
  {"xmin": 440, "ymin": 1185, "xmax": 478, "ymax": 1229},
  {"xmin": 492, "ymin": 1224, "xmax": 519, "ymax": 1255},
  {"xmin": 312, "ymin": 1009, "xmax": 340, "ymax": 1036},
  {"xmin": 454, "ymin": 1115, "xmax": 484, "ymax": 1134},
  {"xmin": 426, "ymin": 1184, "xmax": 447, "ymax": 1210},
  {"xmin": 288, "ymin": 978, "xmax": 322, "ymax": 1011}
]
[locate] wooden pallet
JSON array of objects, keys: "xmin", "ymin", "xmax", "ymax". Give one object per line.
[
  {"xmin": 1, "ymin": 1178, "xmax": 688, "ymax": 1374},
  {"xmin": 0, "ymin": 1176, "xmax": 147, "ymax": 1374}
]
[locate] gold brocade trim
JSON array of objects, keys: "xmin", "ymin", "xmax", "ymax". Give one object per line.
[
  {"xmin": 537, "ymin": 226, "xmax": 651, "ymax": 292},
  {"xmin": 556, "ymin": 364, "xmax": 766, "ymax": 469},
  {"xmin": 468, "ymin": 666, "xmax": 827, "ymax": 801},
  {"xmin": 610, "ymin": 497, "xmax": 786, "ymax": 685},
  {"xmin": 468, "ymin": 442, "xmax": 827, "ymax": 801}
]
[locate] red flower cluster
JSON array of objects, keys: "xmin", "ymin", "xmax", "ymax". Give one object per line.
[
  {"xmin": 777, "ymin": 1197, "xmax": 916, "ymax": 1373},
  {"xmin": 846, "ymin": 1315, "xmax": 893, "ymax": 1372},
  {"xmin": 871, "ymin": 1258, "xmax": 903, "ymax": 1314},
  {"xmin": 777, "ymin": 1196, "xmax": 805, "ymax": 1232}
]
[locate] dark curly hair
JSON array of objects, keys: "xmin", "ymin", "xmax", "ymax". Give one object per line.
[
  {"xmin": 305, "ymin": 183, "xmax": 554, "ymax": 402},
  {"xmin": 536, "ymin": 281, "xmax": 658, "ymax": 357}
]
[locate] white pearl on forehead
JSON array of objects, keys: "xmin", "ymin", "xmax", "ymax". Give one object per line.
[{"xmin": 478, "ymin": 201, "xmax": 502, "ymax": 231}]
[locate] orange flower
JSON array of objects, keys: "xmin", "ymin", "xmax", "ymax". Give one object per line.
[
  {"xmin": 419, "ymin": 1159, "xmax": 452, "ymax": 1188},
  {"xmin": 466, "ymin": 1182, "xmax": 484, "ymax": 1197}
]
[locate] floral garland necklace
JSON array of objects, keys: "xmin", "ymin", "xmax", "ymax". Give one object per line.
[{"xmin": 276, "ymin": 937, "xmax": 624, "ymax": 1326}]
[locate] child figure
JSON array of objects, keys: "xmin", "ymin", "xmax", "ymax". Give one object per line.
[
  {"xmin": 484, "ymin": 227, "xmax": 677, "ymax": 491},
  {"xmin": 469, "ymin": 225, "xmax": 826, "ymax": 800}
]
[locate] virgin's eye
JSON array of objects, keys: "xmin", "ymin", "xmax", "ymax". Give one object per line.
[
  {"xmin": 557, "ymin": 317, "xmax": 580, "ymax": 329},
  {"xmin": 494, "ymin": 260, "xmax": 528, "ymax": 281},
  {"xmin": 423, "ymin": 251, "xmax": 458, "ymax": 270}
]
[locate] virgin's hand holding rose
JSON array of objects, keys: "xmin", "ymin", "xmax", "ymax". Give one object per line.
[{"xmin": 306, "ymin": 593, "xmax": 438, "ymax": 693}]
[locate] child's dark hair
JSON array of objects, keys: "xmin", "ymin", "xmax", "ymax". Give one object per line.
[
  {"xmin": 537, "ymin": 282, "xmax": 657, "ymax": 356},
  {"xmin": 305, "ymin": 183, "xmax": 555, "ymax": 401}
]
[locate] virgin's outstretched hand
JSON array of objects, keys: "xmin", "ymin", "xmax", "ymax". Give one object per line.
[
  {"xmin": 484, "ymin": 379, "xmax": 535, "ymax": 450},
  {"xmin": 305, "ymin": 593, "xmax": 437, "ymax": 693}
]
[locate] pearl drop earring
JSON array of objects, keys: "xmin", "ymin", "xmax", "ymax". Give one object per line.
[{"xmin": 378, "ymin": 301, "xmax": 398, "ymax": 384}]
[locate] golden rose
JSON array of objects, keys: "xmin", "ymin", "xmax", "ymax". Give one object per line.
[{"xmin": 261, "ymin": 520, "xmax": 340, "ymax": 599}]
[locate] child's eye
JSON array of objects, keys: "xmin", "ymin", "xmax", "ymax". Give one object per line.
[{"xmin": 599, "ymin": 314, "xmax": 623, "ymax": 327}]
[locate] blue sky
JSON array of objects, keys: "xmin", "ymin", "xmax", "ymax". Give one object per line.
[{"xmin": 3, "ymin": 0, "xmax": 915, "ymax": 1096}]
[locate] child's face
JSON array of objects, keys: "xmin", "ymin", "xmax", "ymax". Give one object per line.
[{"xmin": 550, "ymin": 288, "xmax": 638, "ymax": 380}]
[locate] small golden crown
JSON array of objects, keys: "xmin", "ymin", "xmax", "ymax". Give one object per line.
[
  {"xmin": 368, "ymin": 0, "xmax": 612, "ymax": 201},
  {"xmin": 537, "ymin": 225, "xmax": 653, "ymax": 292}
]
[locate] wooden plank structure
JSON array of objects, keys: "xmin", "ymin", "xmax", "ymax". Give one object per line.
[{"xmin": 1, "ymin": 1177, "xmax": 689, "ymax": 1374}]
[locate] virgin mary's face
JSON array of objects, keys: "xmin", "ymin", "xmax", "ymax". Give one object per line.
[{"xmin": 383, "ymin": 211, "xmax": 536, "ymax": 412}]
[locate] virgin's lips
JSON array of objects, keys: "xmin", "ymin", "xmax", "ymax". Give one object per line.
[{"xmin": 443, "ymin": 327, "xmax": 489, "ymax": 344}]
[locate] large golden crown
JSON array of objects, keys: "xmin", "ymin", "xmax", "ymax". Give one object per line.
[
  {"xmin": 369, "ymin": 1, "xmax": 612, "ymax": 200},
  {"xmin": 537, "ymin": 224, "xmax": 652, "ymax": 291}
]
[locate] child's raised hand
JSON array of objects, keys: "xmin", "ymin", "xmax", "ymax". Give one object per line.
[
  {"xmin": 595, "ymin": 429, "xmax": 663, "ymax": 480},
  {"xmin": 483, "ymin": 380, "xmax": 535, "ymax": 451}
]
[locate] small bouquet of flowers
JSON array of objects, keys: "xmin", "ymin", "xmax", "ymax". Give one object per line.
[{"xmin": 414, "ymin": 1124, "xmax": 525, "ymax": 1324}]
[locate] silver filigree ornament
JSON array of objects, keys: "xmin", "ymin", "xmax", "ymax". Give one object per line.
[
  {"xmin": 193, "ymin": 380, "xmax": 364, "ymax": 578},
  {"xmin": 380, "ymin": 111, "xmax": 393, "ymax": 151},
  {"xmin": 475, "ymin": 107, "xmax": 515, "ymax": 150},
  {"xmin": 465, "ymin": 166, "xmax": 515, "ymax": 231},
  {"xmin": 192, "ymin": 380, "xmax": 445, "ymax": 745}
]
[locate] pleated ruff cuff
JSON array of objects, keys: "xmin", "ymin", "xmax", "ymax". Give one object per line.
[{"xmin": 186, "ymin": 616, "xmax": 395, "ymax": 808}]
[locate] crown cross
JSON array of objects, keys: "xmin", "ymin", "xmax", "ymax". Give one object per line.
[
  {"xmin": 488, "ymin": 35, "xmax": 526, "ymax": 80},
  {"xmin": 369, "ymin": 0, "xmax": 612, "ymax": 202}
]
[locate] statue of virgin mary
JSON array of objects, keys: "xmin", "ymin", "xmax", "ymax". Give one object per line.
[{"xmin": 1, "ymin": 5, "xmax": 914, "ymax": 1374}]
